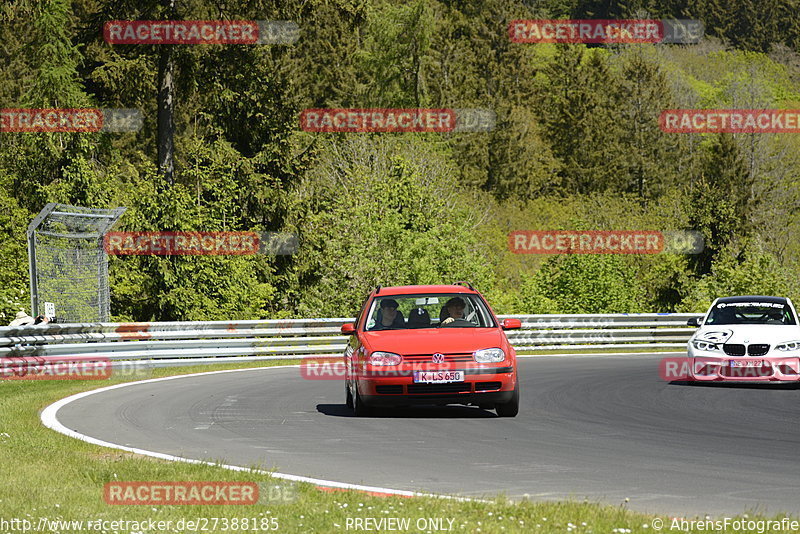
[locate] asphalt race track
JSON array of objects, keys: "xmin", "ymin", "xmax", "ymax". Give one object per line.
[{"xmin": 50, "ymin": 354, "xmax": 800, "ymax": 517}]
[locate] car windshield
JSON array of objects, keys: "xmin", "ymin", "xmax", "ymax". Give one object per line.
[
  {"xmin": 704, "ymin": 301, "xmax": 797, "ymax": 325},
  {"xmin": 365, "ymin": 294, "xmax": 496, "ymax": 330}
]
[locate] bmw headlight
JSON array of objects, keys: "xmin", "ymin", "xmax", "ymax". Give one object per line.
[
  {"xmin": 474, "ymin": 348, "xmax": 505, "ymax": 363},
  {"xmin": 691, "ymin": 340, "xmax": 721, "ymax": 352},
  {"xmin": 368, "ymin": 351, "xmax": 402, "ymax": 366},
  {"xmin": 775, "ymin": 341, "xmax": 800, "ymax": 352}
]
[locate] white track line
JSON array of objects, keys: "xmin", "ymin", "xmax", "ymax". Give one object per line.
[
  {"xmin": 40, "ymin": 365, "xmax": 482, "ymax": 502},
  {"xmin": 42, "ymin": 355, "xmax": 675, "ymax": 500}
]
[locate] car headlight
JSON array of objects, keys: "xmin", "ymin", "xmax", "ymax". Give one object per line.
[
  {"xmin": 368, "ymin": 351, "xmax": 402, "ymax": 366},
  {"xmin": 473, "ymin": 348, "xmax": 505, "ymax": 363},
  {"xmin": 775, "ymin": 341, "xmax": 800, "ymax": 352},
  {"xmin": 691, "ymin": 340, "xmax": 721, "ymax": 352}
]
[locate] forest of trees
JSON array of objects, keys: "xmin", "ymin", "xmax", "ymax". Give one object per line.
[{"xmin": 1, "ymin": 0, "xmax": 799, "ymax": 322}]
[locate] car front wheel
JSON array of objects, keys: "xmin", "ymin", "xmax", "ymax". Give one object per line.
[
  {"xmin": 345, "ymin": 381, "xmax": 354, "ymax": 409},
  {"xmin": 495, "ymin": 383, "xmax": 519, "ymax": 417},
  {"xmin": 352, "ymin": 383, "xmax": 373, "ymax": 417}
]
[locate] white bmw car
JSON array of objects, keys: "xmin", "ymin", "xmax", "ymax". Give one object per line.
[{"xmin": 687, "ymin": 296, "xmax": 800, "ymax": 382}]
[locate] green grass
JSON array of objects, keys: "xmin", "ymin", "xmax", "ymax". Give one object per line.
[{"xmin": 0, "ymin": 360, "xmax": 794, "ymax": 533}]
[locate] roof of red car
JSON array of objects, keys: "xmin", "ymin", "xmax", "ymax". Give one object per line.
[{"xmin": 374, "ymin": 284, "xmax": 479, "ymax": 295}]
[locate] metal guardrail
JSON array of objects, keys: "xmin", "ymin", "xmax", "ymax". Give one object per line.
[{"xmin": 0, "ymin": 314, "xmax": 698, "ymax": 370}]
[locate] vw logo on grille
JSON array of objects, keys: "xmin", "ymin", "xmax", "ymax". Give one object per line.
[{"xmin": 432, "ymin": 353, "xmax": 446, "ymax": 363}]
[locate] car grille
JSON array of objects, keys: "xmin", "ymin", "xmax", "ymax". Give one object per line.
[
  {"xmin": 375, "ymin": 385, "xmax": 403, "ymax": 394},
  {"xmin": 722, "ymin": 344, "xmax": 770, "ymax": 357},
  {"xmin": 720, "ymin": 365, "xmax": 773, "ymax": 377},
  {"xmin": 475, "ymin": 381, "xmax": 502, "ymax": 391},
  {"xmin": 407, "ymin": 383, "xmax": 471, "ymax": 394},
  {"xmin": 403, "ymin": 353, "xmax": 474, "ymax": 363},
  {"xmin": 723, "ymin": 344, "xmax": 746, "ymax": 356},
  {"xmin": 464, "ymin": 367, "xmax": 514, "ymax": 375}
]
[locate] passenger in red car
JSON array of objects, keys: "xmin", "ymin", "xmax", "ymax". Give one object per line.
[{"xmin": 372, "ymin": 298, "xmax": 405, "ymax": 330}]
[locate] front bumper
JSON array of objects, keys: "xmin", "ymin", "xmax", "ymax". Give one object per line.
[
  {"xmin": 363, "ymin": 390, "xmax": 515, "ymax": 406},
  {"xmin": 689, "ymin": 355, "xmax": 800, "ymax": 381},
  {"xmin": 355, "ymin": 365, "xmax": 516, "ymax": 406}
]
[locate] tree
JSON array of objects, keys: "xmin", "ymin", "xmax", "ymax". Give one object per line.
[
  {"xmin": 614, "ymin": 47, "xmax": 684, "ymax": 200},
  {"xmin": 520, "ymin": 253, "xmax": 646, "ymax": 313},
  {"xmin": 0, "ymin": 0, "xmax": 104, "ymax": 212},
  {"xmin": 283, "ymin": 135, "xmax": 497, "ymax": 317},
  {"xmin": 678, "ymin": 248, "xmax": 796, "ymax": 312},
  {"xmin": 0, "ymin": 169, "xmax": 32, "ymax": 322},
  {"xmin": 686, "ymin": 133, "xmax": 751, "ymax": 275},
  {"xmin": 354, "ymin": 0, "xmax": 436, "ymax": 107},
  {"xmin": 540, "ymin": 46, "xmax": 626, "ymax": 194},
  {"xmin": 109, "ymin": 145, "xmax": 281, "ymax": 321},
  {"xmin": 484, "ymin": 105, "xmax": 562, "ymax": 199},
  {"xmin": 156, "ymin": 0, "xmax": 177, "ymax": 183}
]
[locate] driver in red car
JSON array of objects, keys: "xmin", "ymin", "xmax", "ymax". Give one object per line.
[{"xmin": 440, "ymin": 297, "xmax": 466, "ymax": 325}]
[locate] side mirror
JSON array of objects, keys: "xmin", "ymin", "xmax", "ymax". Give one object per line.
[
  {"xmin": 501, "ymin": 318, "xmax": 522, "ymax": 330},
  {"xmin": 341, "ymin": 323, "xmax": 356, "ymax": 335},
  {"xmin": 686, "ymin": 317, "xmax": 703, "ymax": 327}
]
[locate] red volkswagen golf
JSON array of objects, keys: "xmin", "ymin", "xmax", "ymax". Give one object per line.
[{"xmin": 342, "ymin": 283, "xmax": 521, "ymax": 417}]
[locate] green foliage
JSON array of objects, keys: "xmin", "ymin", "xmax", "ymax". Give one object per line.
[
  {"xmin": 540, "ymin": 46, "xmax": 627, "ymax": 194},
  {"xmin": 1, "ymin": 0, "xmax": 800, "ymax": 322},
  {"xmin": 0, "ymin": 171, "xmax": 32, "ymax": 323},
  {"xmin": 108, "ymin": 140, "xmax": 281, "ymax": 321},
  {"xmin": 520, "ymin": 254, "xmax": 647, "ymax": 314},
  {"xmin": 686, "ymin": 133, "xmax": 751, "ymax": 275},
  {"xmin": 571, "ymin": 0, "xmax": 800, "ymax": 55},
  {"xmin": 355, "ymin": 0, "xmax": 436, "ymax": 107},
  {"xmin": 23, "ymin": 0, "xmax": 87, "ymax": 108},
  {"xmin": 678, "ymin": 249, "xmax": 796, "ymax": 312},
  {"xmin": 612, "ymin": 47, "xmax": 685, "ymax": 199},
  {"xmin": 484, "ymin": 105, "xmax": 563, "ymax": 199},
  {"xmin": 284, "ymin": 136, "xmax": 496, "ymax": 317}
]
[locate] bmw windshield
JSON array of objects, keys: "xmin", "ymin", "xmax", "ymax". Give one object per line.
[{"xmin": 704, "ymin": 301, "xmax": 797, "ymax": 325}]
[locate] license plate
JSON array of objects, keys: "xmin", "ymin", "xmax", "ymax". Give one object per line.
[
  {"xmin": 729, "ymin": 360, "xmax": 763, "ymax": 367},
  {"xmin": 413, "ymin": 371, "xmax": 465, "ymax": 383}
]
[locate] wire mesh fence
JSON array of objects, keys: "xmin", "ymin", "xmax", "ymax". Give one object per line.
[{"xmin": 27, "ymin": 203, "xmax": 126, "ymax": 323}]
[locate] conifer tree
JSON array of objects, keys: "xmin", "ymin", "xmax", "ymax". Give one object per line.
[{"xmin": 687, "ymin": 133, "xmax": 751, "ymax": 275}]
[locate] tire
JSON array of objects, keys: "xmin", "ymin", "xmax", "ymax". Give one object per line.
[
  {"xmin": 352, "ymin": 384, "xmax": 373, "ymax": 417},
  {"xmin": 345, "ymin": 381, "xmax": 354, "ymax": 410},
  {"xmin": 495, "ymin": 383, "xmax": 519, "ymax": 417}
]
